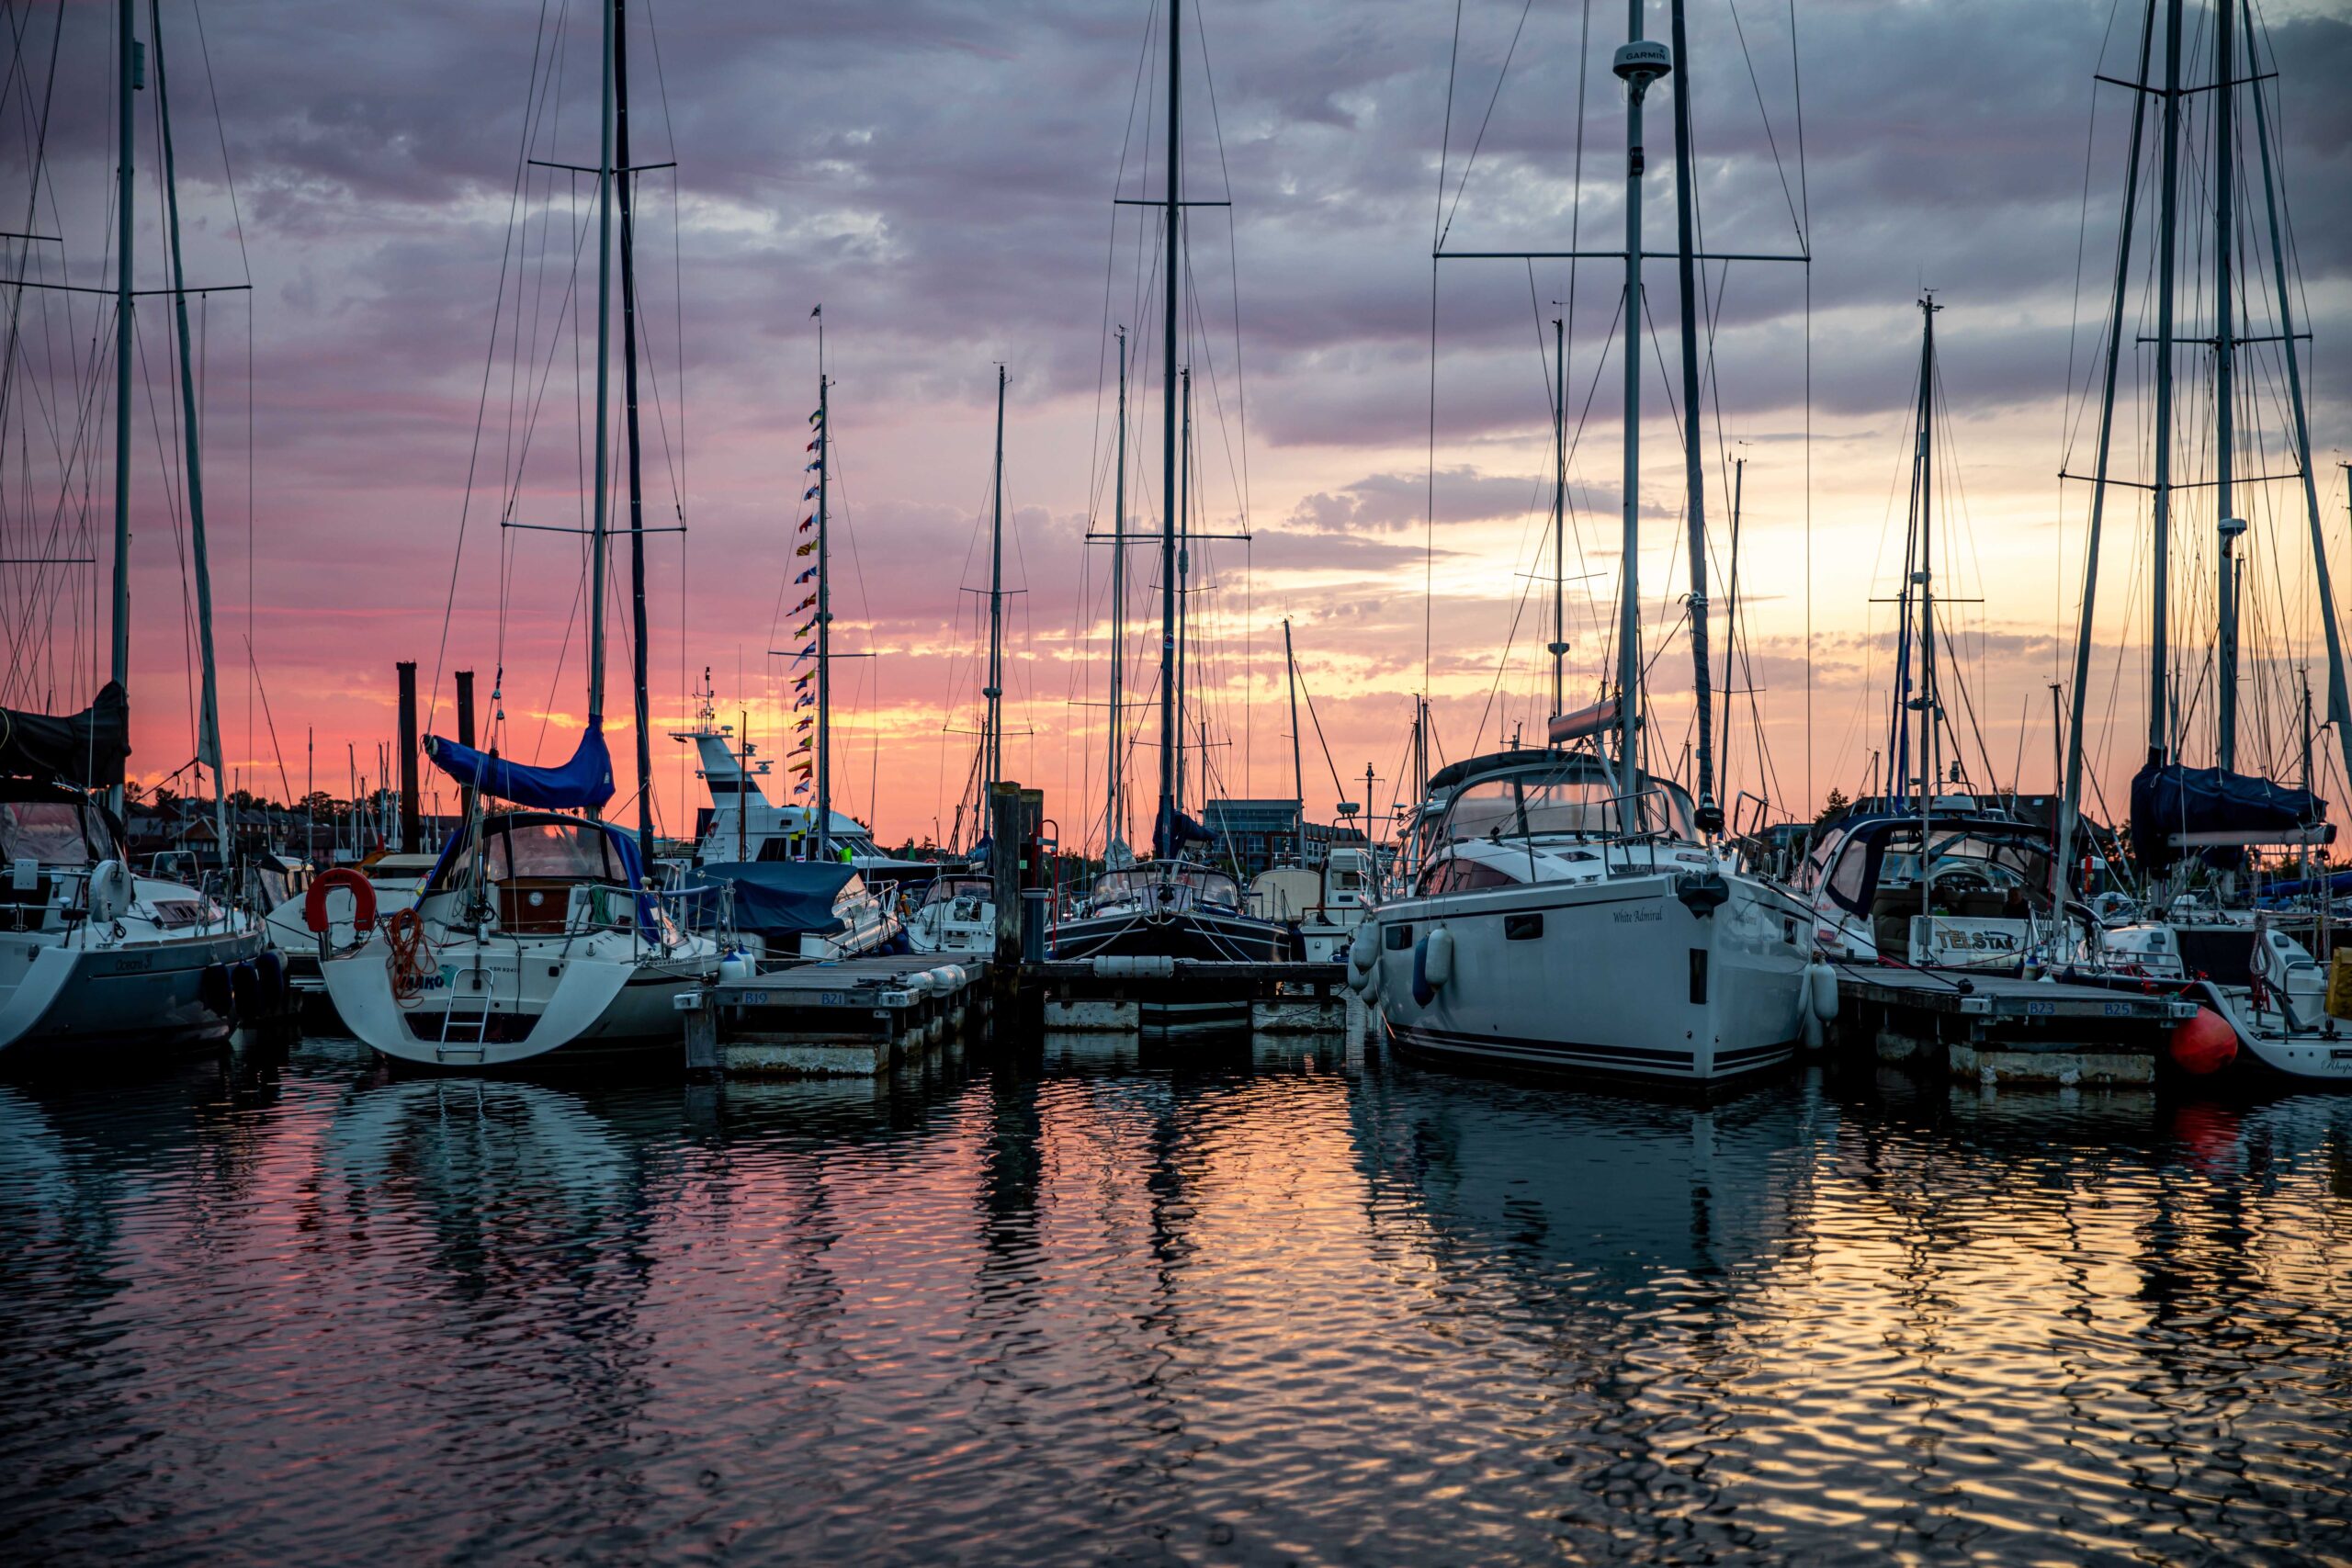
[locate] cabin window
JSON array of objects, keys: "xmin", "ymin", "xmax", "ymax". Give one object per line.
[
  {"xmin": 1826, "ymin": 841, "xmax": 1869, "ymax": 908},
  {"xmin": 0, "ymin": 802, "xmax": 96, "ymax": 868}
]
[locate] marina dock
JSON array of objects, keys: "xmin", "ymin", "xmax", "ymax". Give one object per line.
[
  {"xmin": 1834, "ymin": 963, "xmax": 2201, "ymax": 1086},
  {"xmin": 1029, "ymin": 957, "xmax": 1351, "ymax": 1037},
  {"xmin": 689, "ymin": 955, "xmax": 993, "ymax": 1076}
]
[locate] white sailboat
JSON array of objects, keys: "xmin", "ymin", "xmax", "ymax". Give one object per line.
[
  {"xmin": 320, "ymin": 0, "xmax": 718, "ymax": 1067},
  {"xmin": 1, "ymin": 1, "xmax": 266, "ymax": 1061},
  {"xmin": 2052, "ymin": 0, "xmax": 2352, "ymax": 1085},
  {"xmin": 1367, "ymin": 0, "xmax": 1816, "ymax": 1088}
]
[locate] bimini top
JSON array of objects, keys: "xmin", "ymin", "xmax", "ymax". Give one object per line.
[
  {"xmin": 423, "ymin": 809, "xmax": 657, "ymax": 930},
  {"xmin": 424, "ymin": 720, "xmax": 615, "ymax": 812},
  {"xmin": 0, "ymin": 682, "xmax": 129, "ymax": 790},
  {"xmin": 1428, "ymin": 748, "xmax": 1695, "ymax": 841}
]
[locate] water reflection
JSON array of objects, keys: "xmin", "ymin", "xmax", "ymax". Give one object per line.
[{"xmin": 3, "ymin": 1038, "xmax": 2351, "ymax": 1563}]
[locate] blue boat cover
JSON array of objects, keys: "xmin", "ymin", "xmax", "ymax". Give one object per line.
[
  {"xmin": 424, "ymin": 722, "xmax": 615, "ymax": 810},
  {"xmin": 2130, "ymin": 759, "xmax": 2327, "ymax": 871},
  {"xmin": 687, "ymin": 861, "xmax": 854, "ymax": 938}
]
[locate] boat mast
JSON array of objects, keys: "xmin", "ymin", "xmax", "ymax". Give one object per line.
[
  {"xmin": 1156, "ymin": 0, "xmax": 1182, "ymax": 860},
  {"xmin": 984, "ymin": 364, "xmax": 1007, "ymax": 802},
  {"xmin": 2250, "ymin": 10, "xmax": 2352, "ymax": 822},
  {"xmin": 2055, "ymin": 0, "xmax": 2156, "ymax": 908},
  {"xmin": 814, "ymin": 337, "xmax": 831, "ymax": 860},
  {"xmin": 1108, "ymin": 329, "xmax": 1127, "ymax": 855},
  {"xmin": 107, "ymin": 0, "xmax": 134, "ymax": 816},
  {"xmin": 1914, "ymin": 297, "xmax": 1940, "ymax": 922},
  {"xmin": 2147, "ymin": 0, "xmax": 2182, "ymax": 765},
  {"xmin": 1176, "ymin": 364, "xmax": 1191, "ymax": 824},
  {"xmin": 584, "ymin": 0, "xmax": 616, "ymax": 802},
  {"xmin": 1549, "ymin": 314, "xmax": 1567, "ymax": 729},
  {"xmin": 1284, "ymin": 618, "xmax": 1306, "ymax": 863},
  {"xmin": 1611, "ymin": 4, "xmax": 1668, "ymax": 823},
  {"xmin": 2214, "ymin": 0, "xmax": 2243, "ymax": 771},
  {"xmin": 1719, "ymin": 453, "xmax": 1744, "ymax": 806},
  {"xmin": 150, "ymin": 3, "xmax": 227, "ymax": 867},
  {"xmin": 1668, "ymin": 0, "xmax": 1719, "ymax": 833},
  {"xmin": 615, "ymin": 0, "xmax": 653, "ymax": 866}
]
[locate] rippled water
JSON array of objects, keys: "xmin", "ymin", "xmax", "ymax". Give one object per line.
[{"xmin": 5, "ymin": 1028, "xmax": 2351, "ymax": 1565}]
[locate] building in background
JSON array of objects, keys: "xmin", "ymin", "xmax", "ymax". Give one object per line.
[{"xmin": 1200, "ymin": 798, "xmax": 1368, "ymax": 879}]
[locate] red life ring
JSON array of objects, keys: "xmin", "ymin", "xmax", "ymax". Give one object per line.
[{"xmin": 304, "ymin": 866, "xmax": 379, "ymax": 935}]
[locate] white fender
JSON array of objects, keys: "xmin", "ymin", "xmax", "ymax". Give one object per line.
[
  {"xmin": 1348, "ymin": 925, "xmax": 1378, "ymax": 975},
  {"xmin": 1805, "ymin": 961, "xmax": 1838, "ymax": 1022},
  {"xmin": 86, "ymin": 860, "xmax": 133, "ymax": 924},
  {"xmin": 1424, "ymin": 926, "xmax": 1454, "ymax": 989}
]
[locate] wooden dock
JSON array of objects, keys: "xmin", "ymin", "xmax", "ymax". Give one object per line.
[
  {"xmin": 1835, "ymin": 962, "xmax": 2200, "ymax": 1086},
  {"xmin": 1028, "ymin": 957, "xmax": 1350, "ymax": 1038},
  {"xmin": 684, "ymin": 954, "xmax": 992, "ymax": 1077}
]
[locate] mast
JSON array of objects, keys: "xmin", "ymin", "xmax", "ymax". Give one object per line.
[
  {"xmin": 1108, "ymin": 329, "xmax": 1128, "ymax": 854},
  {"xmin": 814, "ymin": 355, "xmax": 831, "ymax": 859},
  {"xmin": 1914, "ymin": 298, "xmax": 1940, "ymax": 921},
  {"xmin": 2214, "ymin": 0, "xmax": 2243, "ymax": 770},
  {"xmin": 2055, "ymin": 0, "xmax": 2156, "ymax": 908},
  {"xmin": 2249, "ymin": 19, "xmax": 2352, "ymax": 821},
  {"xmin": 1548, "ymin": 314, "xmax": 1567, "ymax": 728},
  {"xmin": 585, "ymin": 0, "xmax": 616, "ymax": 793},
  {"xmin": 1156, "ymin": 0, "xmax": 1182, "ymax": 859},
  {"xmin": 150, "ymin": 2, "xmax": 227, "ymax": 867},
  {"xmin": 1668, "ymin": 0, "xmax": 1718, "ymax": 833},
  {"xmin": 1719, "ymin": 453, "xmax": 1744, "ymax": 805},
  {"xmin": 1611, "ymin": 5, "xmax": 1668, "ymax": 822},
  {"xmin": 1284, "ymin": 618, "xmax": 1306, "ymax": 864},
  {"xmin": 108, "ymin": 0, "xmax": 134, "ymax": 816},
  {"xmin": 984, "ymin": 364, "xmax": 1007, "ymax": 801},
  {"xmin": 615, "ymin": 0, "xmax": 653, "ymax": 865},
  {"xmin": 1175, "ymin": 364, "xmax": 1191, "ymax": 822},
  {"xmin": 2147, "ymin": 0, "xmax": 2182, "ymax": 762}
]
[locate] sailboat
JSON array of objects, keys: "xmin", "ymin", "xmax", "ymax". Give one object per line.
[
  {"xmin": 1795, "ymin": 300, "xmax": 2072, "ymax": 977},
  {"xmin": 1051, "ymin": 0, "xmax": 1289, "ymax": 969},
  {"xmin": 0, "ymin": 1, "xmax": 268, "ymax": 1061},
  {"xmin": 2054, "ymin": 0, "xmax": 2352, "ymax": 1084},
  {"xmin": 319, "ymin": 0, "xmax": 719, "ymax": 1067},
  {"xmin": 1367, "ymin": 0, "xmax": 1815, "ymax": 1088}
]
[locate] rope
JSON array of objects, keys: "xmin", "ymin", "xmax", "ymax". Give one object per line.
[{"xmin": 383, "ymin": 907, "xmax": 436, "ymax": 1008}]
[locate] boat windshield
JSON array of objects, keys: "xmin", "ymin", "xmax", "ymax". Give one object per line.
[
  {"xmin": 1878, "ymin": 829, "xmax": 2052, "ymax": 895},
  {"xmin": 0, "ymin": 800, "xmax": 107, "ymax": 867},
  {"xmin": 922, "ymin": 876, "xmax": 992, "ymax": 908},
  {"xmin": 442, "ymin": 818, "xmax": 634, "ymax": 890},
  {"xmin": 1093, "ymin": 865, "xmax": 1241, "ymax": 908},
  {"xmin": 1437, "ymin": 764, "xmax": 1694, "ymax": 843}
]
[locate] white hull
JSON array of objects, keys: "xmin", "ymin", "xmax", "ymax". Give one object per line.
[
  {"xmin": 0, "ymin": 920, "xmax": 264, "ymax": 1058},
  {"xmin": 321, "ymin": 930, "xmax": 718, "ymax": 1069},
  {"xmin": 1374, "ymin": 871, "xmax": 1809, "ymax": 1085}
]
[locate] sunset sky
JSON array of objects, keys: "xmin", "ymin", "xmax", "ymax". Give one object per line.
[{"xmin": 6, "ymin": 0, "xmax": 2350, "ymax": 852}]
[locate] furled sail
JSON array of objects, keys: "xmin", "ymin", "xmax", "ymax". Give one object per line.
[
  {"xmin": 424, "ymin": 721, "xmax": 615, "ymax": 811},
  {"xmin": 0, "ymin": 682, "xmax": 130, "ymax": 789},
  {"xmin": 2128, "ymin": 759, "xmax": 2331, "ymax": 870}
]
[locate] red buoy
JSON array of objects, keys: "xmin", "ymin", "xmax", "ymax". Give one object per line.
[{"xmin": 2167, "ymin": 1007, "xmax": 2237, "ymax": 1077}]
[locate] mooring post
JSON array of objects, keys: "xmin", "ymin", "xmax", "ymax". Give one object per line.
[
  {"xmin": 396, "ymin": 660, "xmax": 421, "ymax": 854},
  {"xmin": 989, "ymin": 782, "xmax": 1022, "ymax": 966}
]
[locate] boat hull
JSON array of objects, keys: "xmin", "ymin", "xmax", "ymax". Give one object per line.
[
  {"xmin": 0, "ymin": 925, "xmax": 266, "ymax": 1060},
  {"xmin": 321, "ymin": 933, "xmax": 718, "ymax": 1070},
  {"xmin": 1051, "ymin": 906, "xmax": 1292, "ymax": 964},
  {"xmin": 1373, "ymin": 872, "xmax": 1809, "ymax": 1087}
]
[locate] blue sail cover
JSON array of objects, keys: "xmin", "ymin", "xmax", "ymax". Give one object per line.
[
  {"xmin": 424, "ymin": 723, "xmax": 615, "ymax": 810},
  {"xmin": 2129, "ymin": 759, "xmax": 2328, "ymax": 871},
  {"xmin": 685, "ymin": 861, "xmax": 854, "ymax": 939}
]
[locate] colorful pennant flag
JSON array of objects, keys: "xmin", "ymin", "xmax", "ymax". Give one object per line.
[
  {"xmin": 797, "ymin": 515, "xmax": 816, "ymax": 534},
  {"xmin": 795, "ymin": 539, "xmax": 817, "ymax": 557},
  {"xmin": 801, "ymin": 485, "xmax": 820, "ymax": 501},
  {"xmin": 796, "ymin": 567, "xmax": 818, "ymax": 584},
  {"xmin": 793, "ymin": 593, "xmax": 817, "ymax": 615}
]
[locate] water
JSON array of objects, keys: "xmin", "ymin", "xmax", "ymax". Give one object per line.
[{"xmin": 5, "ymin": 1032, "xmax": 2351, "ymax": 1566}]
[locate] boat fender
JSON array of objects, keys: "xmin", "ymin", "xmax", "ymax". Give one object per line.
[
  {"xmin": 254, "ymin": 948, "xmax": 286, "ymax": 998},
  {"xmin": 1675, "ymin": 871, "xmax": 1729, "ymax": 918},
  {"xmin": 1806, "ymin": 962, "xmax": 1839, "ymax": 1023},
  {"xmin": 1349, "ymin": 926, "xmax": 1378, "ymax": 975},
  {"xmin": 198, "ymin": 963, "xmax": 234, "ymax": 1018},
  {"xmin": 230, "ymin": 960, "xmax": 263, "ymax": 1017},
  {"xmin": 2168, "ymin": 1007, "xmax": 2237, "ymax": 1077},
  {"xmin": 1412, "ymin": 927, "xmax": 1454, "ymax": 1005},
  {"xmin": 86, "ymin": 859, "xmax": 133, "ymax": 925},
  {"xmin": 718, "ymin": 950, "xmax": 754, "ymax": 984},
  {"xmin": 304, "ymin": 866, "xmax": 379, "ymax": 937}
]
